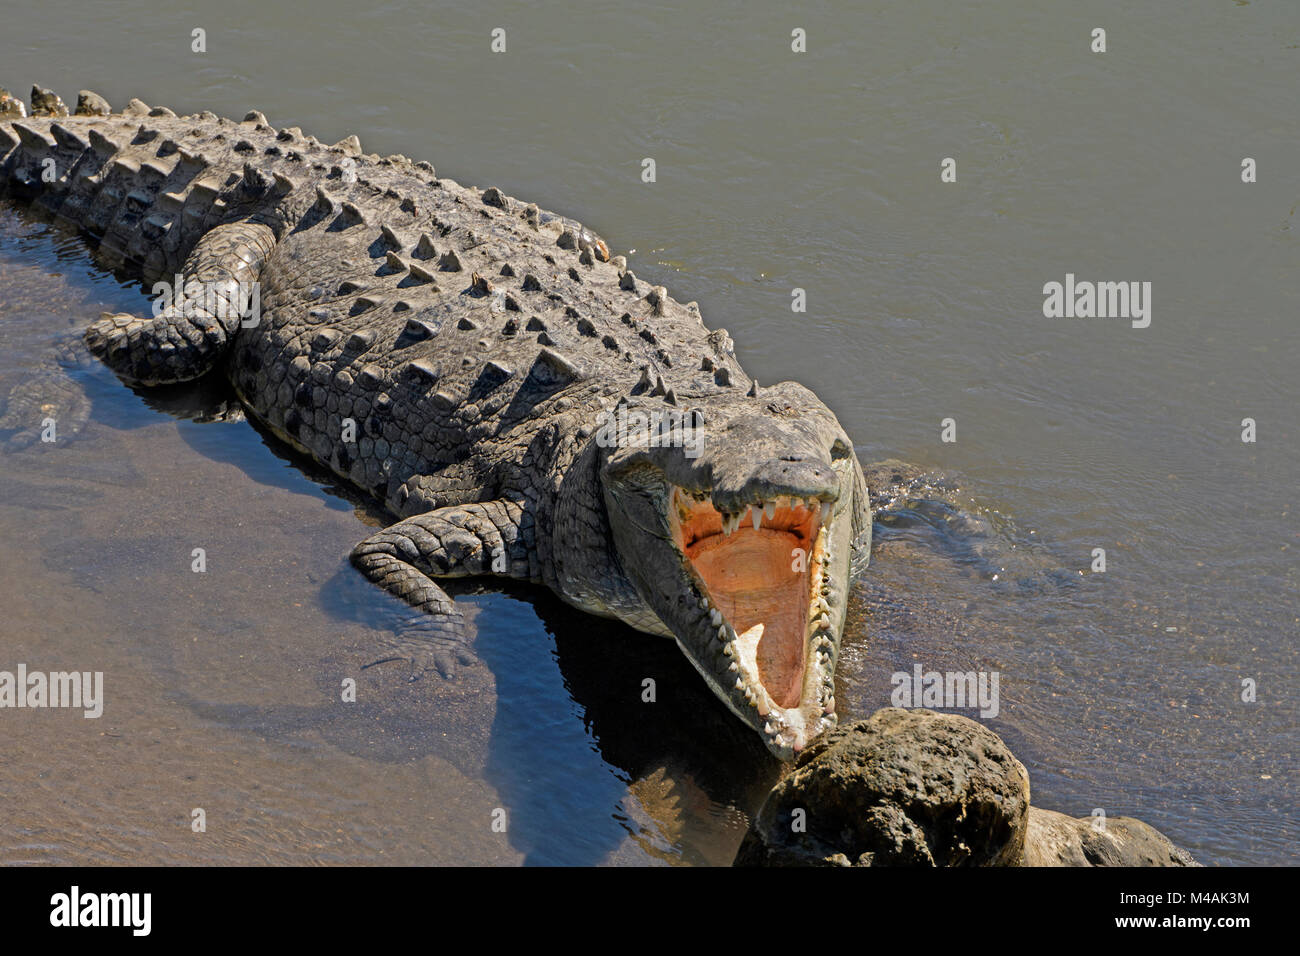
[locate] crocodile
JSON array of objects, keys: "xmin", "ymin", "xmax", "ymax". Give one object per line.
[{"xmin": 0, "ymin": 85, "xmax": 874, "ymax": 760}]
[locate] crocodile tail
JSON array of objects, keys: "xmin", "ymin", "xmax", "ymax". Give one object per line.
[{"xmin": 0, "ymin": 86, "xmax": 229, "ymax": 279}]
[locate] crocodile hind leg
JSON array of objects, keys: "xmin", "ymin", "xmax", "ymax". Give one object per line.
[
  {"xmin": 3, "ymin": 219, "xmax": 275, "ymax": 448},
  {"xmin": 350, "ymin": 498, "xmax": 533, "ymax": 679},
  {"xmin": 83, "ymin": 219, "xmax": 276, "ymax": 385}
]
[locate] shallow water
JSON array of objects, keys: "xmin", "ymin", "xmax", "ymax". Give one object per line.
[{"xmin": 1, "ymin": 0, "xmax": 1296, "ymax": 865}]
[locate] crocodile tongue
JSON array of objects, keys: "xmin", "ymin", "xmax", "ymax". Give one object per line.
[{"xmin": 687, "ymin": 527, "xmax": 809, "ymax": 707}]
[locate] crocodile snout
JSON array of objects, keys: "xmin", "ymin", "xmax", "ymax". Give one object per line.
[
  {"xmin": 706, "ymin": 407, "xmax": 842, "ymax": 512},
  {"xmin": 734, "ymin": 456, "xmax": 838, "ymax": 507}
]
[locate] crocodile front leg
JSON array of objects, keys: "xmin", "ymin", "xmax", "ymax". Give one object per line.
[
  {"xmin": 350, "ymin": 498, "xmax": 533, "ymax": 678},
  {"xmin": 83, "ymin": 219, "xmax": 276, "ymax": 385}
]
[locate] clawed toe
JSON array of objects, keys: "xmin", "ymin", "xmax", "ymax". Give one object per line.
[{"xmin": 362, "ymin": 637, "xmax": 477, "ymax": 682}]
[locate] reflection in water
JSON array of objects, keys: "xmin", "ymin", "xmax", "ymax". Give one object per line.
[{"xmin": 479, "ymin": 592, "xmax": 779, "ymax": 865}]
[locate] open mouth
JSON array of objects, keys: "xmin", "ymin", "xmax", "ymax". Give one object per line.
[{"xmin": 667, "ymin": 467, "xmax": 847, "ymax": 754}]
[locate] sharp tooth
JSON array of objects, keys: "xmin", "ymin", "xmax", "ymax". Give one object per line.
[
  {"xmin": 710, "ymin": 608, "xmax": 722, "ymax": 627},
  {"xmin": 717, "ymin": 625, "xmax": 728, "ymax": 641},
  {"xmin": 729, "ymin": 661, "xmax": 738, "ymax": 672},
  {"xmin": 764, "ymin": 500, "xmax": 775, "ymax": 520},
  {"xmin": 735, "ymin": 678, "xmax": 744, "ymax": 690},
  {"xmin": 820, "ymin": 501, "xmax": 831, "ymax": 525},
  {"xmin": 751, "ymin": 506, "xmax": 761, "ymax": 530},
  {"xmin": 791, "ymin": 497, "xmax": 802, "ymax": 512},
  {"xmin": 816, "ymin": 597, "xmax": 831, "ymax": 614},
  {"xmin": 763, "ymin": 722, "xmax": 773, "ymax": 735},
  {"xmin": 723, "ymin": 643, "xmax": 735, "ymax": 657},
  {"xmin": 825, "ymin": 696, "xmax": 836, "ymax": 715}
]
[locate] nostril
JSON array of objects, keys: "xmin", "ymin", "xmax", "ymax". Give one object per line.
[
  {"xmin": 780, "ymin": 462, "xmax": 827, "ymax": 476},
  {"xmin": 778, "ymin": 457, "xmax": 828, "ymax": 475}
]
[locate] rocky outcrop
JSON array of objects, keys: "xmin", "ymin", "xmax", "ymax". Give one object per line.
[
  {"xmin": 1021, "ymin": 807, "xmax": 1199, "ymax": 867},
  {"xmin": 735, "ymin": 707, "xmax": 1198, "ymax": 867},
  {"xmin": 735, "ymin": 708, "xmax": 1030, "ymax": 866}
]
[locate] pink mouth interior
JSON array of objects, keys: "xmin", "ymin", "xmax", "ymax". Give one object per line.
[{"xmin": 675, "ymin": 497, "xmax": 822, "ymax": 708}]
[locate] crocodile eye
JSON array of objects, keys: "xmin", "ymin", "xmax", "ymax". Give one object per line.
[{"xmin": 830, "ymin": 439, "xmax": 852, "ymax": 461}]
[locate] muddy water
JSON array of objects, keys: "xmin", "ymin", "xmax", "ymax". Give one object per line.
[{"xmin": 1, "ymin": 0, "xmax": 1297, "ymax": 865}]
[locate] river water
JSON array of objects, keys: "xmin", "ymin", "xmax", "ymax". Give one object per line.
[{"xmin": 1, "ymin": 0, "xmax": 1295, "ymax": 865}]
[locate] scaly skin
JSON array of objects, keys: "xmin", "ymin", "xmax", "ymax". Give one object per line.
[{"xmin": 1, "ymin": 85, "xmax": 873, "ymax": 760}]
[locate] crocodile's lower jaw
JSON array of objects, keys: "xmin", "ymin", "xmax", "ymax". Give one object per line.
[{"xmin": 669, "ymin": 476, "xmax": 843, "ymax": 755}]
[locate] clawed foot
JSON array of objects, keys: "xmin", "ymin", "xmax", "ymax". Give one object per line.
[{"xmin": 365, "ymin": 620, "xmax": 477, "ymax": 680}]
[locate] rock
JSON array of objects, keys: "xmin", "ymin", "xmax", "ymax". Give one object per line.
[
  {"xmin": 1020, "ymin": 807, "xmax": 1199, "ymax": 867},
  {"xmin": 735, "ymin": 708, "xmax": 1030, "ymax": 866}
]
